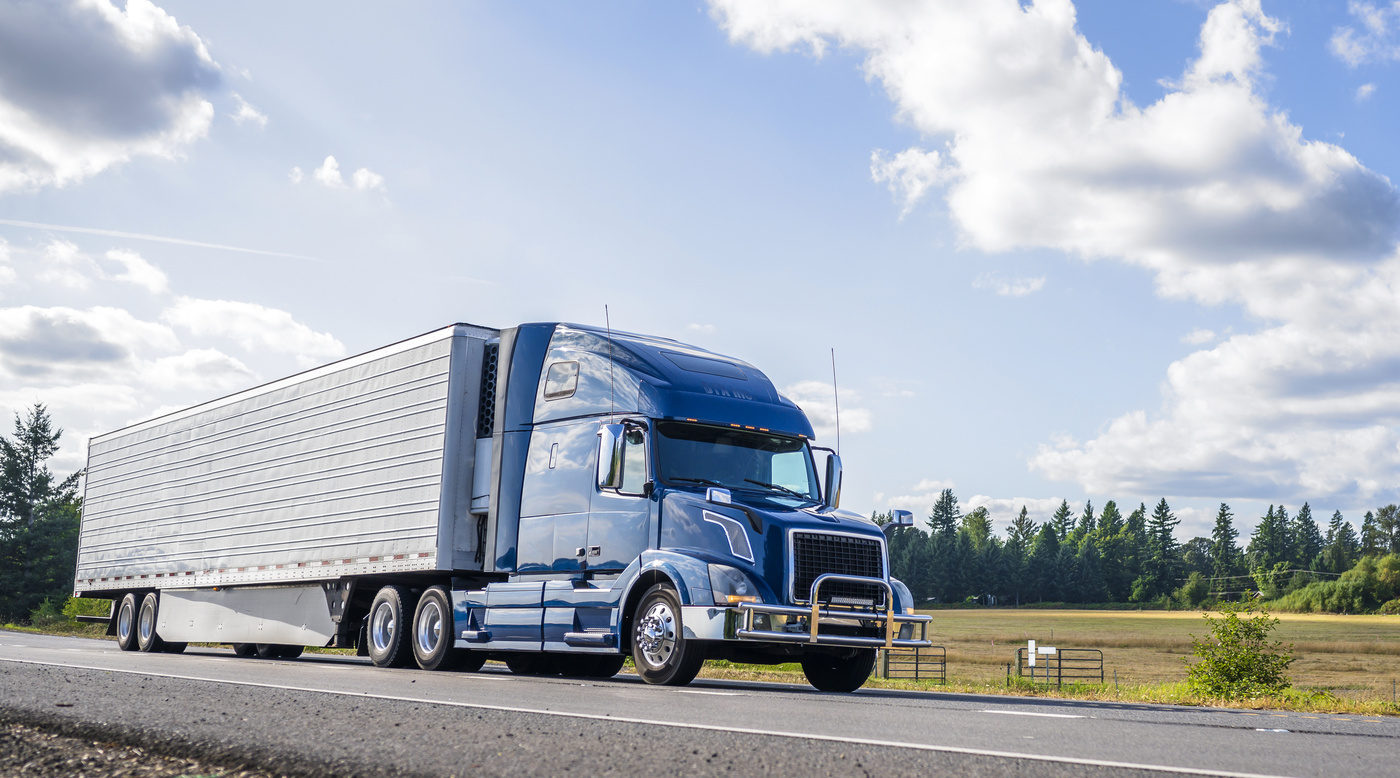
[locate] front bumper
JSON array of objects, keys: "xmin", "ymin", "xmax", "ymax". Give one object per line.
[{"xmin": 737, "ymin": 574, "xmax": 932, "ymax": 649}]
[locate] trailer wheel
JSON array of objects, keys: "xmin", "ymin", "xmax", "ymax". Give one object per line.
[
  {"xmin": 255, "ymin": 644, "xmax": 278, "ymax": 658},
  {"xmin": 162, "ymin": 642, "xmax": 187, "ymax": 654},
  {"xmin": 115, "ymin": 594, "xmax": 139, "ymax": 651},
  {"xmin": 367, "ymin": 585, "xmax": 415, "ymax": 668},
  {"xmin": 555, "ymin": 655, "xmax": 626, "ymax": 678},
  {"xmin": 631, "ymin": 584, "xmax": 704, "ymax": 686},
  {"xmin": 136, "ymin": 593, "xmax": 165, "ymax": 653},
  {"xmin": 231, "ymin": 643, "xmax": 256, "ymax": 657},
  {"xmin": 412, "ymin": 586, "xmax": 461, "ymax": 671},
  {"xmin": 800, "ymin": 648, "xmax": 876, "ymax": 693},
  {"xmin": 277, "ymin": 645, "xmax": 303, "ymax": 659}
]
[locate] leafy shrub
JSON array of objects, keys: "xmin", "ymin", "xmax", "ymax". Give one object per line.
[
  {"xmin": 62, "ymin": 596, "xmax": 111, "ymax": 619},
  {"xmin": 1184, "ymin": 597, "xmax": 1293, "ymax": 698},
  {"xmin": 1175, "ymin": 572, "xmax": 1211, "ymax": 608},
  {"xmin": 26, "ymin": 598, "xmax": 67, "ymax": 628},
  {"xmin": 1380, "ymin": 599, "xmax": 1400, "ymax": 615}
]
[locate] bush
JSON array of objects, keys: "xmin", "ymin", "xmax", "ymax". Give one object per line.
[
  {"xmin": 26, "ymin": 598, "xmax": 68, "ymax": 628},
  {"xmin": 1175, "ymin": 572, "xmax": 1211, "ymax": 608},
  {"xmin": 1184, "ymin": 596, "xmax": 1293, "ymax": 698},
  {"xmin": 62, "ymin": 596, "xmax": 111, "ymax": 619}
]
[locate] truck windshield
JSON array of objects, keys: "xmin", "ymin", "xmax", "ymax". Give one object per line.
[{"xmin": 655, "ymin": 421, "xmax": 819, "ymax": 503}]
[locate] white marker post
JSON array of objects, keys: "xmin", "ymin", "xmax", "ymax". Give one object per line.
[
  {"xmin": 1038, "ymin": 645, "xmax": 1057, "ymax": 685},
  {"xmin": 1027, "ymin": 639, "xmax": 1036, "ymax": 668}
]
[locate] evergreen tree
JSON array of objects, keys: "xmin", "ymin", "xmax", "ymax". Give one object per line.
[
  {"xmin": 1121, "ymin": 503, "xmax": 1149, "ymax": 599},
  {"xmin": 1210, "ymin": 502, "xmax": 1241, "ymax": 583},
  {"xmin": 1144, "ymin": 498, "xmax": 1181, "ymax": 599},
  {"xmin": 928, "ymin": 488, "xmax": 960, "ymax": 537},
  {"xmin": 1376, "ymin": 504, "xmax": 1400, "ymax": 555},
  {"xmin": 1323, "ymin": 511, "xmax": 1360, "ymax": 574},
  {"xmin": 960, "ymin": 506, "xmax": 993, "ymax": 552},
  {"xmin": 1291, "ymin": 503, "xmax": 1324, "ymax": 569},
  {"xmin": 1094, "ymin": 501, "xmax": 1130, "ymax": 601},
  {"xmin": 1007, "ymin": 506, "xmax": 1037, "ymax": 550},
  {"xmin": 1360, "ymin": 510, "xmax": 1382, "ymax": 557},
  {"xmin": 1028, "ymin": 523, "xmax": 1061, "ymax": 602},
  {"xmin": 1180, "ymin": 537, "xmax": 1214, "ymax": 577},
  {"xmin": 1073, "ymin": 539, "xmax": 1108, "ymax": 603},
  {"xmin": 1050, "ymin": 499, "xmax": 1074, "ymax": 541},
  {"xmin": 1070, "ymin": 500, "xmax": 1095, "ymax": 546},
  {"xmin": 0, "ymin": 404, "xmax": 84, "ymax": 622},
  {"xmin": 1248, "ymin": 506, "xmax": 1289, "ymax": 570}
]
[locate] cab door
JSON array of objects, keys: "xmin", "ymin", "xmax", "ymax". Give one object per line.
[
  {"xmin": 516, "ymin": 419, "xmax": 596, "ymax": 573},
  {"xmin": 586, "ymin": 422, "xmax": 652, "ymax": 571}
]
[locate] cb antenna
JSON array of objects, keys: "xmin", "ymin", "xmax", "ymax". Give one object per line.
[
  {"xmin": 605, "ymin": 305, "xmax": 616, "ymax": 420},
  {"xmin": 831, "ymin": 347, "xmax": 841, "ymax": 455}
]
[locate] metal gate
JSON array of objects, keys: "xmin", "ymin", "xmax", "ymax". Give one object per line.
[
  {"xmin": 877, "ymin": 646, "xmax": 946, "ymax": 683},
  {"xmin": 1015, "ymin": 647, "xmax": 1103, "ymax": 687}
]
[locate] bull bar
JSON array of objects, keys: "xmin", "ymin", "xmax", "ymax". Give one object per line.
[{"xmin": 734, "ymin": 573, "xmax": 932, "ymax": 649}]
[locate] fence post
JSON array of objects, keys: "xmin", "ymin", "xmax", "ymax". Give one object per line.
[{"xmin": 881, "ymin": 648, "xmax": 889, "ymax": 679}]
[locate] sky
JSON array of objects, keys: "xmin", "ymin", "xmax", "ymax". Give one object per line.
[{"xmin": 2, "ymin": 0, "xmax": 1399, "ymax": 543}]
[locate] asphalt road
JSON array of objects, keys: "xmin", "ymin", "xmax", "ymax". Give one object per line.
[{"xmin": 0, "ymin": 631, "xmax": 1395, "ymax": 777}]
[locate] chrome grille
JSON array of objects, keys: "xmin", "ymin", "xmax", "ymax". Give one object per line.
[{"xmin": 790, "ymin": 531, "xmax": 885, "ymax": 606}]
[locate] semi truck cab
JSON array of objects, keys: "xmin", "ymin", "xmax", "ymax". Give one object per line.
[{"xmin": 451, "ymin": 323, "xmax": 930, "ymax": 690}]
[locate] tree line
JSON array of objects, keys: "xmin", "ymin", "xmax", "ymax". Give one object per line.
[{"xmin": 877, "ymin": 489, "xmax": 1400, "ymax": 612}]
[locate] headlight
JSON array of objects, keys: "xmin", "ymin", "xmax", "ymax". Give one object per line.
[{"xmin": 708, "ymin": 564, "xmax": 760, "ymax": 605}]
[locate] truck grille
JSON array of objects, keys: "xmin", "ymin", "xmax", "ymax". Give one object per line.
[{"xmin": 790, "ymin": 532, "xmax": 885, "ymax": 606}]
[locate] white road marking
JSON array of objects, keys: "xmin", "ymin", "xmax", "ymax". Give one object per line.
[
  {"xmin": 982, "ymin": 710, "xmax": 1085, "ymax": 719},
  {"xmin": 0, "ymin": 657, "xmax": 1291, "ymax": 778},
  {"xmin": 672, "ymin": 689, "xmax": 743, "ymax": 696}
]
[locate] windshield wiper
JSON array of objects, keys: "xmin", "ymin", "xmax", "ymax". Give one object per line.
[
  {"xmin": 744, "ymin": 479, "xmax": 815, "ymax": 501},
  {"xmin": 671, "ymin": 477, "xmax": 726, "ymax": 488}
]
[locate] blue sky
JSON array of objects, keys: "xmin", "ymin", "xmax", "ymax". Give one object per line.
[{"xmin": 3, "ymin": 0, "xmax": 1399, "ymax": 542}]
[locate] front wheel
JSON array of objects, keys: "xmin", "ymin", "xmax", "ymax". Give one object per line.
[
  {"xmin": 631, "ymin": 584, "xmax": 704, "ymax": 686},
  {"xmin": 800, "ymin": 648, "xmax": 876, "ymax": 693}
]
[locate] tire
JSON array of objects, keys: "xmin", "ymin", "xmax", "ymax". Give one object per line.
[
  {"xmin": 115, "ymin": 594, "xmax": 139, "ymax": 652},
  {"xmin": 800, "ymin": 648, "xmax": 877, "ymax": 693},
  {"xmin": 162, "ymin": 642, "xmax": 187, "ymax": 654},
  {"xmin": 367, "ymin": 585, "xmax": 416, "ymax": 668},
  {"xmin": 277, "ymin": 645, "xmax": 303, "ymax": 659},
  {"xmin": 588, "ymin": 655, "xmax": 627, "ymax": 679},
  {"xmin": 631, "ymin": 584, "xmax": 704, "ymax": 686},
  {"xmin": 255, "ymin": 644, "xmax": 279, "ymax": 659},
  {"xmin": 231, "ymin": 643, "xmax": 256, "ymax": 657},
  {"xmin": 412, "ymin": 586, "xmax": 461, "ymax": 671},
  {"xmin": 456, "ymin": 651, "xmax": 488, "ymax": 673},
  {"xmin": 136, "ymin": 593, "xmax": 164, "ymax": 653}
]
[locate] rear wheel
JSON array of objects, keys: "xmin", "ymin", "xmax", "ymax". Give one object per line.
[
  {"xmin": 556, "ymin": 654, "xmax": 626, "ymax": 678},
  {"xmin": 277, "ymin": 645, "xmax": 303, "ymax": 659},
  {"xmin": 255, "ymin": 644, "xmax": 279, "ymax": 658},
  {"xmin": 161, "ymin": 642, "xmax": 187, "ymax": 654},
  {"xmin": 800, "ymin": 648, "xmax": 876, "ymax": 693},
  {"xmin": 115, "ymin": 594, "xmax": 139, "ymax": 652},
  {"xmin": 631, "ymin": 584, "xmax": 704, "ymax": 686},
  {"xmin": 136, "ymin": 593, "xmax": 164, "ymax": 653},
  {"xmin": 231, "ymin": 643, "xmax": 256, "ymax": 657},
  {"xmin": 504, "ymin": 653, "xmax": 554, "ymax": 675},
  {"xmin": 367, "ymin": 585, "xmax": 416, "ymax": 668},
  {"xmin": 412, "ymin": 586, "xmax": 461, "ymax": 671}
]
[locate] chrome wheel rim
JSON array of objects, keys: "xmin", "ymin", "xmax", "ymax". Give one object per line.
[
  {"xmin": 415, "ymin": 600, "xmax": 442, "ymax": 656},
  {"xmin": 117, "ymin": 602, "xmax": 133, "ymax": 642},
  {"xmin": 636, "ymin": 598, "xmax": 677, "ymax": 669},
  {"xmin": 371, "ymin": 601, "xmax": 396, "ymax": 653},
  {"xmin": 139, "ymin": 603, "xmax": 154, "ymax": 643}
]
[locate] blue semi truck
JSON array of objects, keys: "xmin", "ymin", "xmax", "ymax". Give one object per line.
[{"xmin": 75, "ymin": 322, "xmax": 929, "ymax": 691}]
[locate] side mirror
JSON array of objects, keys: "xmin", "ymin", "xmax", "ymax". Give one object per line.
[
  {"xmin": 823, "ymin": 453, "xmax": 842, "ymax": 509},
  {"xmin": 596, "ymin": 423, "xmax": 624, "ymax": 489},
  {"xmin": 883, "ymin": 509, "xmax": 913, "ymax": 538}
]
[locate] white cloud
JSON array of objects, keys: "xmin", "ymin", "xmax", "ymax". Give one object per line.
[
  {"xmin": 1182, "ymin": 328, "xmax": 1216, "ymax": 345},
  {"xmin": 104, "ymin": 248, "xmax": 169, "ymax": 294},
  {"xmin": 781, "ymin": 379, "xmax": 873, "ymax": 442},
  {"xmin": 1330, "ymin": 2, "xmax": 1400, "ymax": 66},
  {"xmin": 972, "ymin": 272, "xmax": 1046, "ymax": 297},
  {"xmin": 686, "ymin": 323, "xmax": 716, "ymax": 334},
  {"xmin": 0, "ymin": 305, "xmax": 178, "ymax": 381},
  {"xmin": 871, "ymin": 146, "xmax": 948, "ymax": 215},
  {"xmin": 964, "ymin": 495, "xmax": 1076, "ymax": 530},
  {"xmin": 145, "ymin": 348, "xmax": 255, "ymax": 391},
  {"xmin": 38, "ymin": 240, "xmax": 102, "ymax": 289},
  {"xmin": 713, "ymin": 1, "xmax": 1400, "ymax": 504},
  {"xmin": 163, "ymin": 297, "xmax": 346, "ymax": 365},
  {"xmin": 0, "ymin": 0, "xmax": 221, "ymax": 192},
  {"xmin": 230, "ymin": 92, "xmax": 267, "ymax": 127},
  {"xmin": 1356, "ymin": 82, "xmax": 1377, "ymax": 102},
  {"xmin": 298, "ymin": 155, "xmax": 386, "ymax": 192}
]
